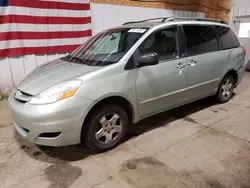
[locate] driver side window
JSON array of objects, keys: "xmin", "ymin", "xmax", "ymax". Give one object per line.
[{"xmin": 139, "ymin": 27, "xmax": 180, "ymax": 62}]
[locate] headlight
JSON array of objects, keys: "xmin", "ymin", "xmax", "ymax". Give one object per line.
[{"xmin": 29, "ymin": 80, "xmax": 82, "ymax": 105}]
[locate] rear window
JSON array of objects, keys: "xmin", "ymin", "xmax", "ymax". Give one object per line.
[
  {"xmin": 214, "ymin": 26, "xmax": 240, "ymax": 50},
  {"xmin": 183, "ymin": 25, "xmax": 218, "ymax": 56}
]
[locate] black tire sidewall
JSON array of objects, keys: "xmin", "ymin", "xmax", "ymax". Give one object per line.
[
  {"xmin": 84, "ymin": 105, "xmax": 128, "ymax": 152},
  {"xmin": 217, "ymin": 75, "xmax": 235, "ymax": 103}
]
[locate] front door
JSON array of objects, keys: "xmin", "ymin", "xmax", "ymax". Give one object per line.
[
  {"xmin": 134, "ymin": 26, "xmax": 188, "ymax": 117},
  {"xmin": 182, "ymin": 25, "xmax": 223, "ymax": 100}
]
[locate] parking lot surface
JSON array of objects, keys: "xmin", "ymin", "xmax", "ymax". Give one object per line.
[{"xmin": 1, "ymin": 72, "xmax": 250, "ymax": 188}]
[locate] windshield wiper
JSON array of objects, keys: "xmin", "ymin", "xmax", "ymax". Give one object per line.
[
  {"xmin": 71, "ymin": 57, "xmax": 88, "ymax": 64},
  {"xmin": 61, "ymin": 55, "xmax": 89, "ymax": 65}
]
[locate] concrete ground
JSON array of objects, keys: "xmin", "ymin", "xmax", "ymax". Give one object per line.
[{"xmin": 1, "ymin": 73, "xmax": 250, "ymax": 188}]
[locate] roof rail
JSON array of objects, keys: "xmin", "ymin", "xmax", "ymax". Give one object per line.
[
  {"xmin": 122, "ymin": 17, "xmax": 227, "ymax": 25},
  {"xmin": 171, "ymin": 17, "xmax": 228, "ymax": 24},
  {"xmin": 123, "ymin": 17, "xmax": 171, "ymax": 25}
]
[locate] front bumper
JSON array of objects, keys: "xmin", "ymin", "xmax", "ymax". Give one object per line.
[{"xmin": 8, "ymin": 90, "xmax": 94, "ymax": 146}]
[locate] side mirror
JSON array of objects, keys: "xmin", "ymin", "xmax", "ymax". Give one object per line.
[{"xmin": 137, "ymin": 52, "xmax": 159, "ymax": 68}]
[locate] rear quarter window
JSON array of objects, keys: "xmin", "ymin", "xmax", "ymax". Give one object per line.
[{"xmin": 214, "ymin": 26, "xmax": 240, "ymax": 50}]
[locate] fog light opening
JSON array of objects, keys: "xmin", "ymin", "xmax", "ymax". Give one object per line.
[{"xmin": 38, "ymin": 132, "xmax": 61, "ymax": 138}]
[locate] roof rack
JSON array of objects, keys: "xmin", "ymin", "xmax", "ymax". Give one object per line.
[
  {"xmin": 172, "ymin": 17, "xmax": 228, "ymax": 24},
  {"xmin": 123, "ymin": 17, "xmax": 227, "ymax": 25},
  {"xmin": 122, "ymin": 17, "xmax": 172, "ymax": 25}
]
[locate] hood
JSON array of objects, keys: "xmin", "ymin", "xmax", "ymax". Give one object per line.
[{"xmin": 17, "ymin": 59, "xmax": 100, "ymax": 95}]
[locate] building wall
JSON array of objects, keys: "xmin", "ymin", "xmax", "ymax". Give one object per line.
[
  {"xmin": 230, "ymin": 0, "xmax": 250, "ymax": 26},
  {"xmin": 231, "ymin": 0, "xmax": 250, "ymax": 17},
  {"xmin": 0, "ymin": 3, "xmax": 204, "ymax": 96},
  {"xmin": 230, "ymin": 0, "xmax": 250, "ymax": 66},
  {"xmin": 90, "ymin": 3, "xmax": 205, "ymax": 34},
  {"xmin": 91, "ymin": 0, "xmax": 231, "ymax": 22}
]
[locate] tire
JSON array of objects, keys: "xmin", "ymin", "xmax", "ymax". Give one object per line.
[
  {"xmin": 217, "ymin": 74, "xmax": 235, "ymax": 103},
  {"xmin": 83, "ymin": 104, "xmax": 128, "ymax": 152}
]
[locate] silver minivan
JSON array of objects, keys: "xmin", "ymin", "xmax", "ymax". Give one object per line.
[{"xmin": 9, "ymin": 17, "xmax": 245, "ymax": 152}]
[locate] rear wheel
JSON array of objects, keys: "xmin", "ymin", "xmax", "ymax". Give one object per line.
[
  {"xmin": 83, "ymin": 104, "xmax": 128, "ymax": 152},
  {"xmin": 217, "ymin": 74, "xmax": 235, "ymax": 103}
]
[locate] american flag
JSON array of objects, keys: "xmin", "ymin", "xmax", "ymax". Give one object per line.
[{"xmin": 0, "ymin": 0, "xmax": 92, "ymax": 57}]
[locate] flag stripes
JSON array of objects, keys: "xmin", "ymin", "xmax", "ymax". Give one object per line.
[{"xmin": 0, "ymin": 0, "xmax": 92, "ymax": 57}]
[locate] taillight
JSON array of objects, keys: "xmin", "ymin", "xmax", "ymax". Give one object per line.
[{"xmin": 242, "ymin": 46, "xmax": 246, "ymax": 56}]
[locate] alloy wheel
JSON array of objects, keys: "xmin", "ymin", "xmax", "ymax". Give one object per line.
[
  {"xmin": 95, "ymin": 113, "xmax": 123, "ymax": 144},
  {"xmin": 221, "ymin": 78, "xmax": 233, "ymax": 100}
]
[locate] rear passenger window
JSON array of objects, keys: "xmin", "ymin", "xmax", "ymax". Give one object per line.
[
  {"xmin": 214, "ymin": 26, "xmax": 240, "ymax": 50},
  {"xmin": 183, "ymin": 25, "xmax": 218, "ymax": 56}
]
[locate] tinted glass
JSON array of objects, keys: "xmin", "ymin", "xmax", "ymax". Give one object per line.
[
  {"xmin": 139, "ymin": 27, "xmax": 179, "ymax": 61},
  {"xmin": 214, "ymin": 26, "xmax": 240, "ymax": 50},
  {"xmin": 61, "ymin": 28, "xmax": 146, "ymax": 66},
  {"xmin": 183, "ymin": 25, "xmax": 218, "ymax": 56}
]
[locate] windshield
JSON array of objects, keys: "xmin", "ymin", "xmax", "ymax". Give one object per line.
[{"xmin": 61, "ymin": 28, "xmax": 147, "ymax": 66}]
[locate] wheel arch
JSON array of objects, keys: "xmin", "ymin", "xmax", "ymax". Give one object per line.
[
  {"xmin": 81, "ymin": 95, "xmax": 136, "ymax": 135},
  {"xmin": 224, "ymin": 69, "xmax": 238, "ymax": 84}
]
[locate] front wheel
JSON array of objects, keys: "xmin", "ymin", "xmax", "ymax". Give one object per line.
[
  {"xmin": 83, "ymin": 105, "xmax": 128, "ymax": 152},
  {"xmin": 217, "ymin": 75, "xmax": 235, "ymax": 103}
]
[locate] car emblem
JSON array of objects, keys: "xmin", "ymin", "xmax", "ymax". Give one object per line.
[{"xmin": 15, "ymin": 91, "xmax": 22, "ymax": 96}]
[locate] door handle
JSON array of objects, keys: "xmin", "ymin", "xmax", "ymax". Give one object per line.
[
  {"xmin": 188, "ymin": 60, "xmax": 197, "ymax": 66},
  {"xmin": 176, "ymin": 63, "xmax": 186, "ymax": 69}
]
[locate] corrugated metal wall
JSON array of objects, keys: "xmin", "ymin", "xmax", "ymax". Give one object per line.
[
  {"xmin": 0, "ymin": 3, "xmax": 204, "ymax": 96},
  {"xmin": 91, "ymin": 3, "xmax": 205, "ymax": 34}
]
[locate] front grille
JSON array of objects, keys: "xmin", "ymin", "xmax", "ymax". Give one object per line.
[
  {"xmin": 20, "ymin": 91, "xmax": 32, "ymax": 97},
  {"xmin": 15, "ymin": 98, "xmax": 26, "ymax": 103},
  {"xmin": 14, "ymin": 90, "xmax": 33, "ymax": 103}
]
